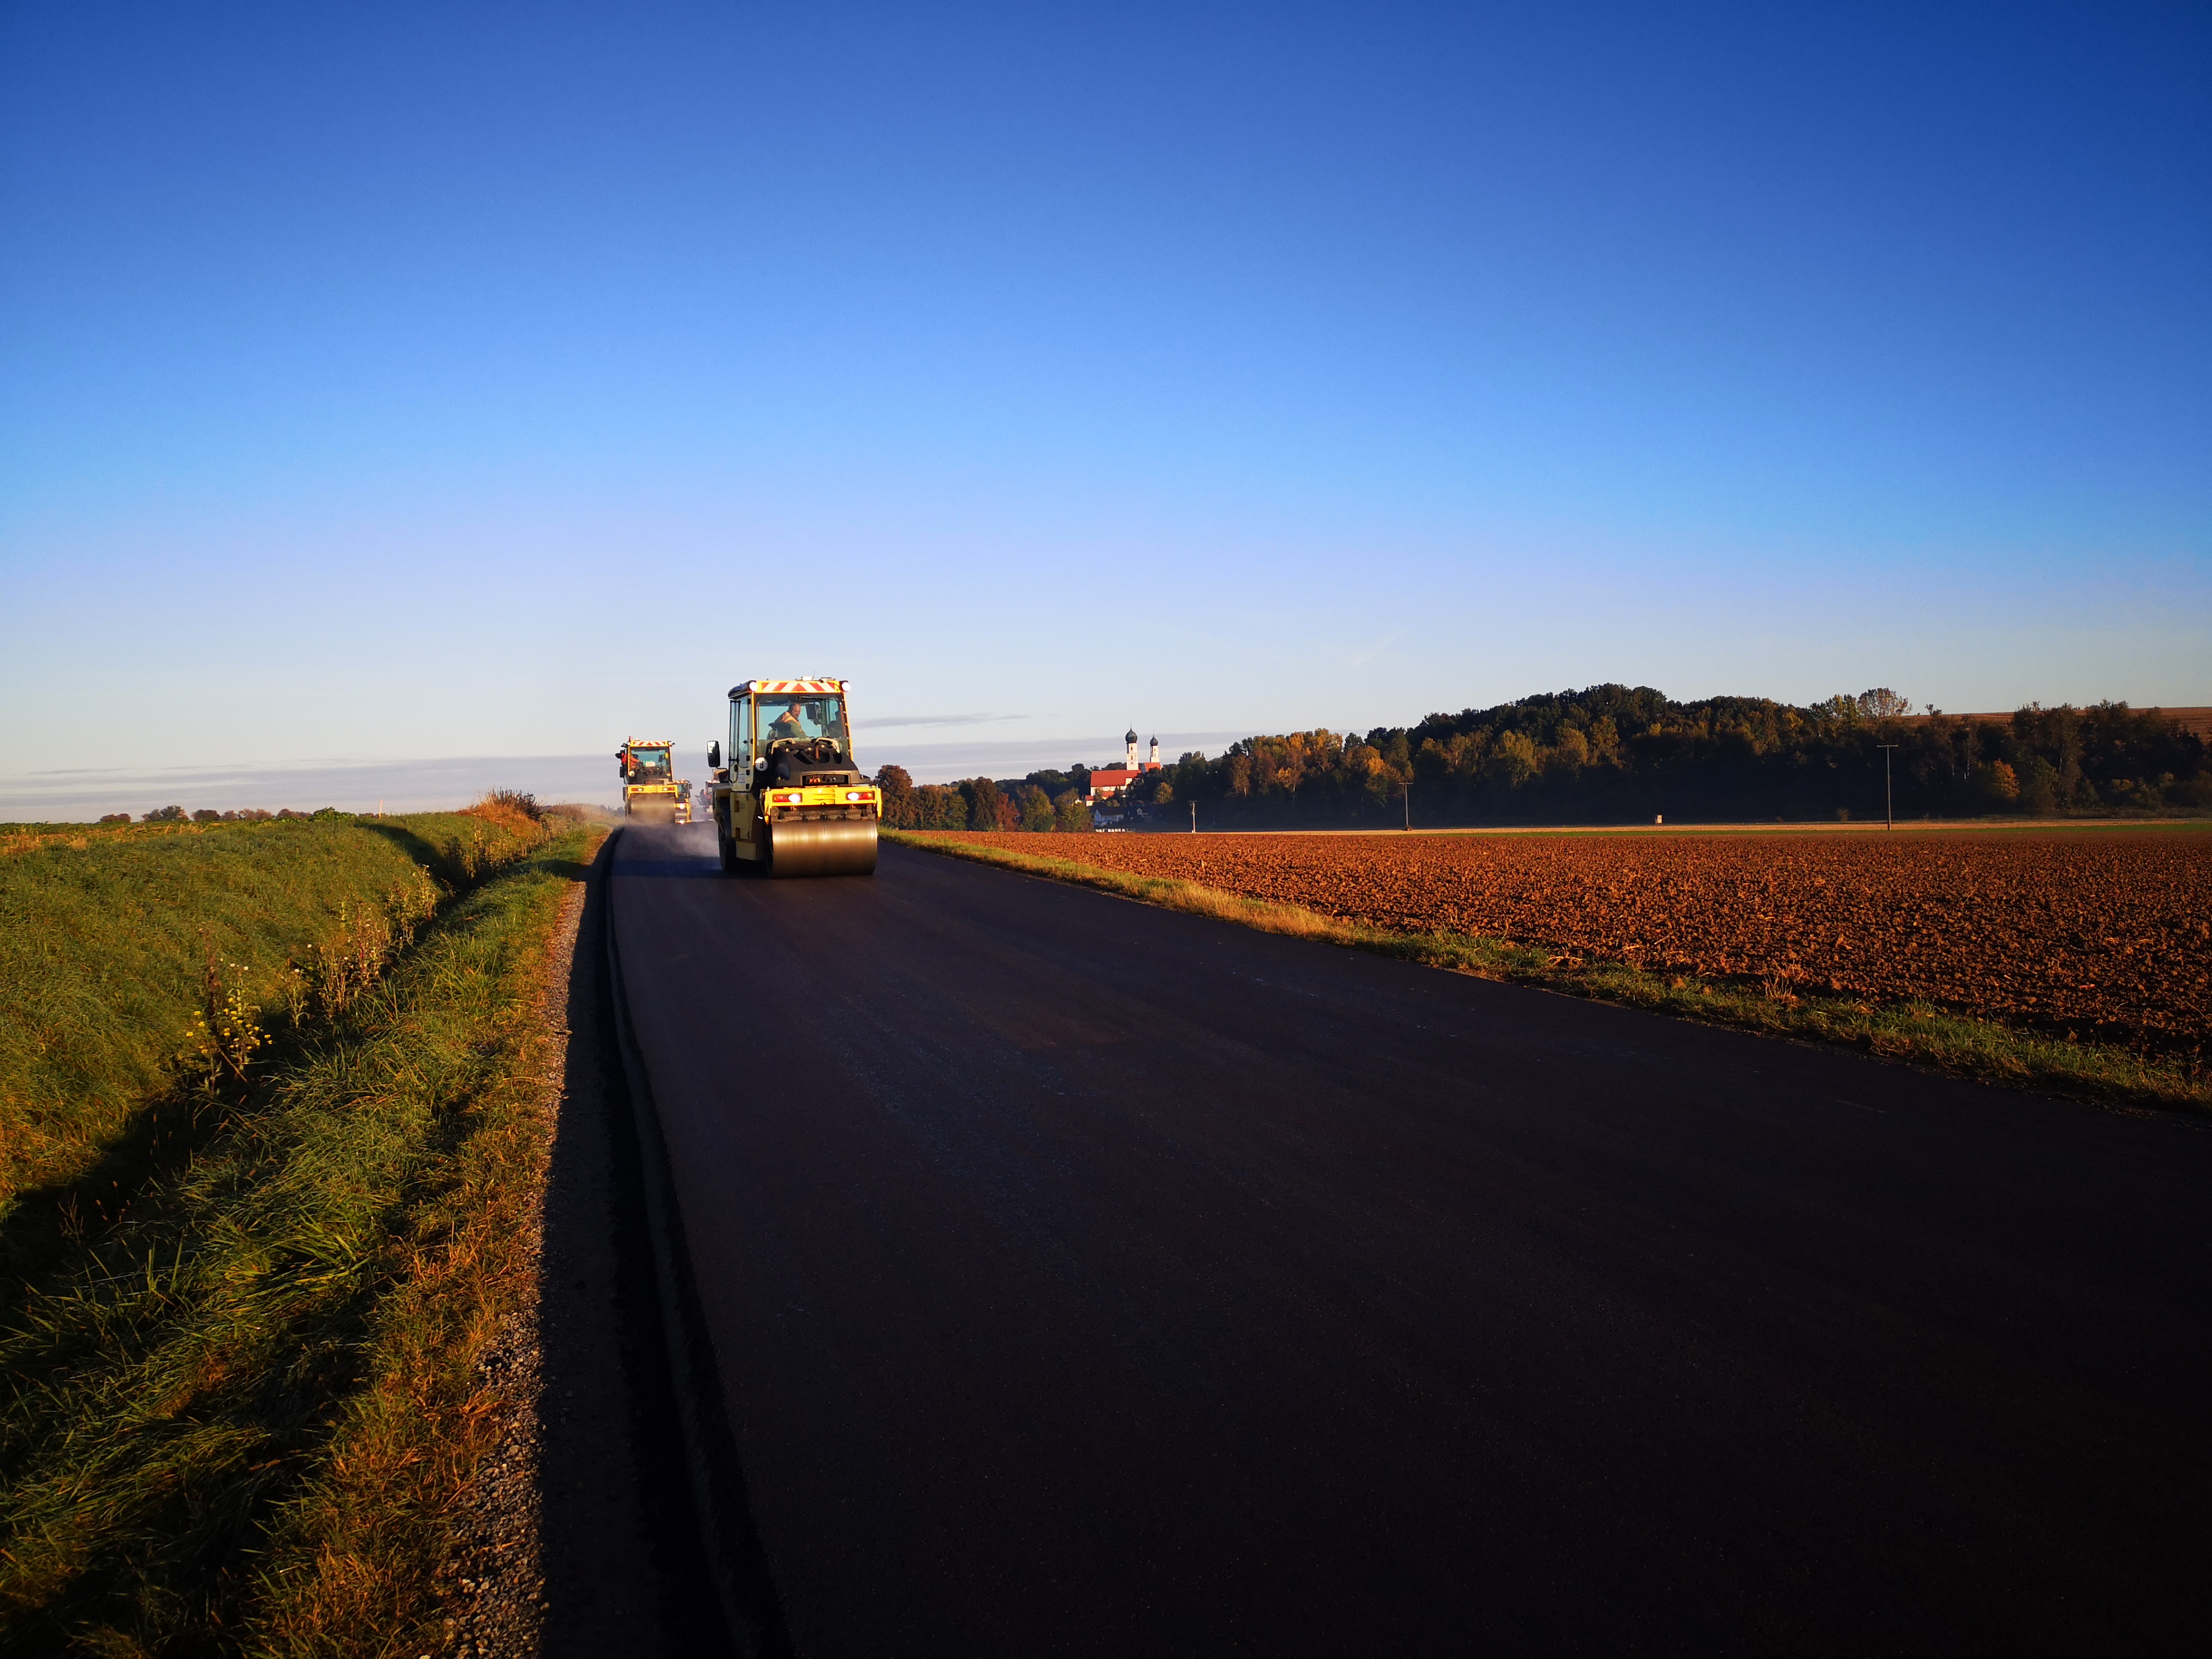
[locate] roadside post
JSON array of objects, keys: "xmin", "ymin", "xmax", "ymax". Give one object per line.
[{"xmin": 1190, "ymin": 801, "xmax": 1197, "ymax": 835}]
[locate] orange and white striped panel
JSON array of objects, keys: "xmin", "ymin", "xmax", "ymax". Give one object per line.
[{"xmin": 731, "ymin": 678, "xmax": 844, "ymax": 696}]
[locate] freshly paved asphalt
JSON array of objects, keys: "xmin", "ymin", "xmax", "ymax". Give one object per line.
[{"xmin": 608, "ymin": 824, "xmax": 2209, "ymax": 1656}]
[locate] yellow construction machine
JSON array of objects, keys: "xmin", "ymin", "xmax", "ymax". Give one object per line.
[
  {"xmin": 708, "ymin": 679, "xmax": 880, "ymax": 876},
  {"xmin": 616, "ymin": 738, "xmax": 681, "ymax": 821}
]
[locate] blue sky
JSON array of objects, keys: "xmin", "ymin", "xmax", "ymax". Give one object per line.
[{"xmin": 3, "ymin": 1, "xmax": 2206, "ymax": 799}]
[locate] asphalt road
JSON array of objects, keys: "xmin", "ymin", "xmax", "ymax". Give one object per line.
[{"xmin": 608, "ymin": 823, "xmax": 2209, "ymax": 1656}]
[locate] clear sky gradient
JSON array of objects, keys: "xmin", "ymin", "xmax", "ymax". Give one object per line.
[{"xmin": 3, "ymin": 1, "xmax": 2206, "ymax": 798}]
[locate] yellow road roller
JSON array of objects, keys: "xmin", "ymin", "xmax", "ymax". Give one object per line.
[
  {"xmin": 708, "ymin": 678, "xmax": 880, "ymax": 877},
  {"xmin": 617, "ymin": 738, "xmax": 681, "ymax": 821}
]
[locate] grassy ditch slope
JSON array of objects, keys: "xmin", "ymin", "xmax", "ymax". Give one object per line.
[
  {"xmin": 0, "ymin": 806, "xmax": 601, "ymax": 1655},
  {"xmin": 885, "ymin": 828, "xmax": 2210, "ymax": 1112}
]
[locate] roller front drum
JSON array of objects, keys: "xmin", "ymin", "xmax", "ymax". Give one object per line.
[{"xmin": 767, "ymin": 818, "xmax": 879, "ymax": 877}]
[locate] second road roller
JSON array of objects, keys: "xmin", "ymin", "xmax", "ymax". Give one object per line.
[
  {"xmin": 707, "ymin": 677, "xmax": 881, "ymax": 877},
  {"xmin": 615, "ymin": 738, "xmax": 681, "ymax": 821}
]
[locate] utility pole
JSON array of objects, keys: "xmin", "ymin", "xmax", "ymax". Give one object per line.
[
  {"xmin": 1403, "ymin": 781, "xmax": 1412, "ymax": 831},
  {"xmin": 1878, "ymin": 744, "xmax": 1898, "ymax": 830}
]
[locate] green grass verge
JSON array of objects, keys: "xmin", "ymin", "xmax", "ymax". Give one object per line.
[
  {"xmin": 0, "ymin": 819, "xmax": 601, "ymax": 1655},
  {"xmin": 1, "ymin": 812, "xmax": 552, "ymax": 1238},
  {"xmin": 886, "ymin": 831, "xmax": 2210, "ymax": 1112}
]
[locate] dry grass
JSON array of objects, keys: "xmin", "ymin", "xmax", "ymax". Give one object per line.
[
  {"xmin": 243, "ymin": 841, "xmax": 590, "ymax": 1656},
  {"xmin": 887, "ymin": 831, "xmax": 2211, "ymax": 1112}
]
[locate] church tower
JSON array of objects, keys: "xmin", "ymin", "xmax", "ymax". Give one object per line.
[
  {"xmin": 1125, "ymin": 728, "xmax": 1139, "ymax": 770},
  {"xmin": 1148, "ymin": 736, "xmax": 1160, "ymax": 767}
]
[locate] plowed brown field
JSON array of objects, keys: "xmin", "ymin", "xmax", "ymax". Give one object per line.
[{"xmin": 935, "ymin": 830, "xmax": 2212, "ymax": 1053}]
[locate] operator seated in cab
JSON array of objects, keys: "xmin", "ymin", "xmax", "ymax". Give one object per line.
[{"xmin": 761, "ymin": 696, "xmax": 858, "ymax": 782}]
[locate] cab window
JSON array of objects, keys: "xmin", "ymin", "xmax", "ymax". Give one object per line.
[{"xmin": 756, "ymin": 695, "xmax": 849, "ymax": 748}]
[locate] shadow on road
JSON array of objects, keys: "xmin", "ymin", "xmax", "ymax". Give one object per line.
[{"xmin": 531, "ymin": 838, "xmax": 744, "ymax": 1657}]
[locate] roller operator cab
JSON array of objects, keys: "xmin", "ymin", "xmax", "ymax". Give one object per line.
[
  {"xmin": 617, "ymin": 739, "xmax": 680, "ymax": 820},
  {"xmin": 709, "ymin": 679, "xmax": 880, "ymax": 877}
]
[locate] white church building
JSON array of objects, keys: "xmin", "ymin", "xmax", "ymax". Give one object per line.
[{"xmin": 1084, "ymin": 729, "xmax": 1162, "ymax": 804}]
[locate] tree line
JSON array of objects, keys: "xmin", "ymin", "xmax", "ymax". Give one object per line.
[
  {"xmin": 106, "ymin": 806, "xmax": 330, "ymax": 824},
  {"xmin": 872, "ymin": 687, "xmax": 2211, "ymax": 830},
  {"xmin": 870, "ymin": 768, "xmax": 1097, "ymax": 832}
]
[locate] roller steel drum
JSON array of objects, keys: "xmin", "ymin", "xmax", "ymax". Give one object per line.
[{"xmin": 768, "ymin": 818, "xmax": 878, "ymax": 877}]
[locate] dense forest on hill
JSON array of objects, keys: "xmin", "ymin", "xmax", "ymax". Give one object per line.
[{"xmin": 874, "ymin": 687, "xmax": 2211, "ymax": 830}]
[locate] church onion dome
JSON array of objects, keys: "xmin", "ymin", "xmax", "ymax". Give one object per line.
[{"xmin": 1125, "ymin": 728, "xmax": 1139, "ymax": 743}]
